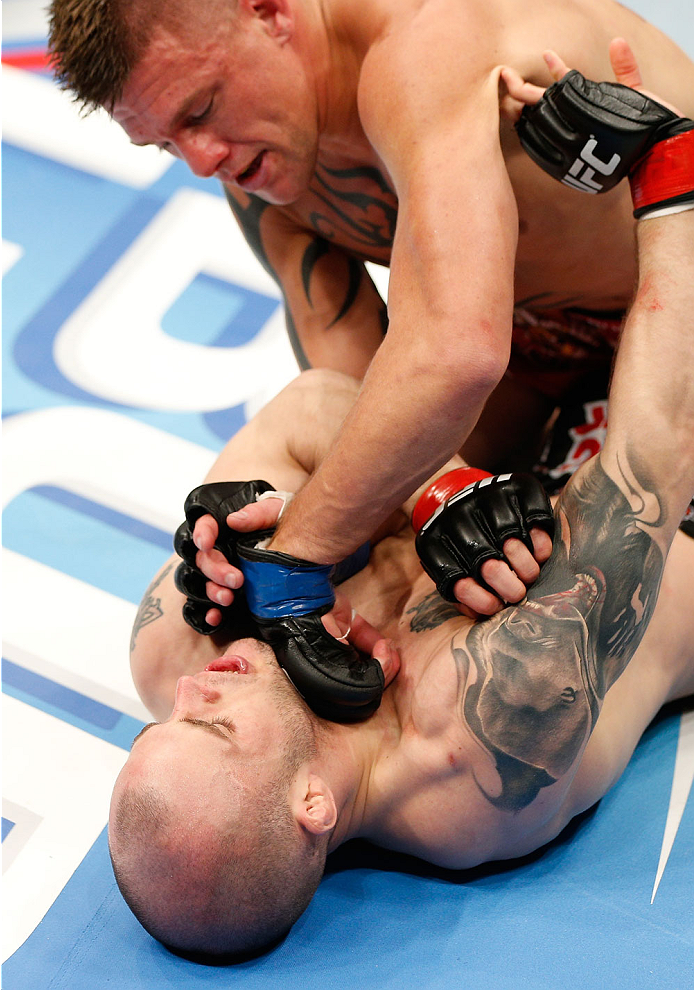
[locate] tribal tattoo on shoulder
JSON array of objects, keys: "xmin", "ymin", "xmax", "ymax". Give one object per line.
[
  {"xmin": 130, "ymin": 562, "xmax": 175, "ymax": 655},
  {"xmin": 449, "ymin": 453, "xmax": 666, "ymax": 813}
]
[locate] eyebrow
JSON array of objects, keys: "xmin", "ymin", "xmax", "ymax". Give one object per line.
[
  {"xmin": 130, "ymin": 717, "xmax": 233, "ymax": 749},
  {"xmin": 129, "ymin": 87, "xmax": 212, "ymax": 148}
]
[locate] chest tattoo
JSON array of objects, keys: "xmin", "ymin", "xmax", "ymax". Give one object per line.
[
  {"xmin": 407, "ymin": 591, "xmax": 460, "ymax": 632},
  {"xmin": 307, "ymin": 163, "xmax": 398, "ymax": 252}
]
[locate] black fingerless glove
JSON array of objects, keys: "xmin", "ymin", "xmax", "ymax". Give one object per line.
[
  {"xmin": 236, "ymin": 537, "xmax": 384, "ymax": 722},
  {"xmin": 415, "ymin": 472, "xmax": 555, "ymax": 602},
  {"xmin": 516, "ymin": 69, "xmax": 692, "ymax": 196},
  {"xmin": 173, "ymin": 480, "xmax": 275, "ymax": 635}
]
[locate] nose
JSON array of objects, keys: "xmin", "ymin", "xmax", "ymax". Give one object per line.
[
  {"xmin": 176, "ymin": 131, "xmax": 228, "ymax": 179},
  {"xmin": 172, "ymin": 675, "xmax": 221, "ymax": 714}
]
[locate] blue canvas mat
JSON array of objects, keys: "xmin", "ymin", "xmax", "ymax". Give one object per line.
[
  {"xmin": 5, "ymin": 706, "xmax": 693, "ymax": 990},
  {"xmin": 3, "ymin": 0, "xmax": 693, "ymax": 986}
]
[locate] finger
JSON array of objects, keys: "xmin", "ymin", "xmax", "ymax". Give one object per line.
[
  {"xmin": 479, "ymin": 557, "xmax": 527, "ymax": 603},
  {"xmin": 456, "ymin": 601, "xmax": 483, "ymax": 621},
  {"xmin": 320, "ymin": 594, "xmax": 353, "ymax": 642},
  {"xmin": 501, "ymin": 537, "xmax": 541, "ymax": 585},
  {"xmin": 452, "ymin": 576, "xmax": 505, "ymax": 615},
  {"xmin": 609, "ymin": 37, "xmax": 642, "ymax": 89},
  {"xmin": 349, "ymin": 610, "xmax": 386, "ymax": 657},
  {"xmin": 320, "ymin": 595, "xmax": 391, "ymax": 663},
  {"xmin": 195, "ymin": 547, "xmax": 243, "ymax": 590},
  {"xmin": 204, "ymin": 606, "xmax": 223, "ymax": 628},
  {"xmin": 225, "ymin": 497, "xmax": 285, "ymax": 533},
  {"xmin": 205, "ymin": 579, "xmax": 233, "ymax": 608},
  {"xmin": 542, "ymin": 50, "xmax": 571, "ymax": 82},
  {"xmin": 193, "ymin": 513, "xmax": 219, "ymax": 553},
  {"xmin": 371, "ymin": 638, "xmax": 401, "ymax": 688},
  {"xmin": 500, "ymin": 65, "xmax": 546, "ymax": 105},
  {"xmin": 529, "ymin": 526, "xmax": 553, "ymax": 563}
]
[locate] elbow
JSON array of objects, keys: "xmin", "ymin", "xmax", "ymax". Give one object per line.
[{"xmin": 411, "ymin": 321, "xmax": 509, "ymax": 404}]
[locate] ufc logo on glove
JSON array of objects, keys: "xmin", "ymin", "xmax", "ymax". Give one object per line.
[{"xmin": 562, "ymin": 137, "xmax": 621, "ymax": 193}]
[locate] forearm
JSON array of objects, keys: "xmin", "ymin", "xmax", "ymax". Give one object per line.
[
  {"xmin": 603, "ymin": 210, "xmax": 694, "ymax": 538},
  {"xmin": 269, "ymin": 329, "xmax": 505, "ymax": 561},
  {"xmin": 270, "ymin": 172, "xmax": 517, "ymax": 560}
]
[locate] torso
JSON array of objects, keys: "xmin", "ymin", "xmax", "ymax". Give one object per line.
[
  {"xmin": 276, "ymin": 0, "xmax": 694, "ymax": 310},
  {"xmin": 338, "ymin": 515, "xmax": 691, "ymax": 869},
  {"xmin": 341, "ymin": 525, "xmax": 558, "ymax": 868}
]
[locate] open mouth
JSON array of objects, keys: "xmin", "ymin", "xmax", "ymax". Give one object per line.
[
  {"xmin": 525, "ymin": 569, "xmax": 604, "ymax": 619},
  {"xmin": 236, "ymin": 152, "xmax": 264, "ymax": 185},
  {"xmin": 204, "ymin": 656, "xmax": 250, "ymax": 674}
]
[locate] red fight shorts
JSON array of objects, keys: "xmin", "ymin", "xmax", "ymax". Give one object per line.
[{"xmin": 508, "ymin": 306, "xmax": 624, "ymax": 400}]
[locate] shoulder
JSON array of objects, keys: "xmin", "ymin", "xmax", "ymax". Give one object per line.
[{"xmin": 357, "ymin": 0, "xmax": 507, "ymax": 178}]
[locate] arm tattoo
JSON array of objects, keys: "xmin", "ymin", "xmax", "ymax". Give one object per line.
[
  {"xmin": 453, "ymin": 452, "xmax": 665, "ymax": 812},
  {"xmin": 225, "ymin": 185, "xmax": 388, "ymax": 369},
  {"xmin": 224, "ymin": 187, "xmax": 311, "ymax": 368},
  {"xmin": 130, "ymin": 562, "xmax": 175, "ymax": 654},
  {"xmin": 407, "ymin": 591, "xmax": 460, "ymax": 632},
  {"xmin": 300, "ymin": 237, "xmax": 364, "ymax": 328}
]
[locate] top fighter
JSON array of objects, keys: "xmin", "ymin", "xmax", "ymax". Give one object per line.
[
  {"xmin": 48, "ymin": 1, "xmax": 694, "ymax": 647},
  {"xmin": 110, "ymin": 58, "xmax": 694, "ymax": 959}
]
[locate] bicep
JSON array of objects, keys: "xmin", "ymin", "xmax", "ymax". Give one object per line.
[
  {"xmin": 202, "ymin": 368, "xmax": 361, "ymax": 489},
  {"xmin": 130, "ymin": 557, "xmax": 221, "ymax": 720},
  {"xmin": 224, "ymin": 186, "xmax": 387, "ymax": 376},
  {"xmin": 361, "ymin": 44, "xmax": 517, "ymax": 362}
]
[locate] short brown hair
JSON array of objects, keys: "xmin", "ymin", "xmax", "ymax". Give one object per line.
[
  {"xmin": 47, "ymin": 0, "xmax": 151, "ymax": 113},
  {"xmin": 48, "ymin": 0, "xmax": 237, "ymax": 114}
]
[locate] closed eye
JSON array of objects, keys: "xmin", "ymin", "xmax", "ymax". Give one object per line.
[
  {"xmin": 177, "ymin": 716, "xmax": 236, "ymax": 740},
  {"xmin": 187, "ymin": 99, "xmax": 213, "ymax": 125},
  {"xmin": 209, "ymin": 716, "xmax": 236, "ymax": 732}
]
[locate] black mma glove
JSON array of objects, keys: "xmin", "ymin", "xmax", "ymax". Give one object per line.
[
  {"xmin": 413, "ymin": 468, "xmax": 555, "ymax": 602},
  {"xmin": 516, "ymin": 69, "xmax": 694, "ymax": 216},
  {"xmin": 173, "ymin": 480, "xmax": 275, "ymax": 635},
  {"xmin": 236, "ymin": 537, "xmax": 384, "ymax": 723}
]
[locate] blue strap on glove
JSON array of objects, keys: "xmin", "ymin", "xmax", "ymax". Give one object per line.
[
  {"xmin": 238, "ymin": 551, "xmax": 335, "ymax": 619},
  {"xmin": 237, "ymin": 536, "xmax": 384, "ymax": 723}
]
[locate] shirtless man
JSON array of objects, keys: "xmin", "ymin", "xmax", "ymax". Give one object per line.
[
  {"xmin": 48, "ymin": 1, "xmax": 694, "ymax": 645},
  {"xmin": 112, "ymin": 61, "xmax": 694, "ymax": 951}
]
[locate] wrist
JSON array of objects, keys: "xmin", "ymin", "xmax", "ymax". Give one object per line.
[
  {"xmin": 267, "ymin": 514, "xmax": 346, "ymax": 565},
  {"xmin": 412, "ymin": 467, "xmax": 492, "ymax": 533},
  {"xmin": 630, "ymin": 125, "xmax": 694, "ymax": 220}
]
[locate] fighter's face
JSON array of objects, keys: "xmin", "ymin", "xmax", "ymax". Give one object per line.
[
  {"xmin": 112, "ymin": 13, "xmax": 320, "ymax": 204},
  {"xmin": 128, "ymin": 638, "xmax": 312, "ymax": 777}
]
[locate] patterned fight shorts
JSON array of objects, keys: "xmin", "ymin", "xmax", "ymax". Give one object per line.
[{"xmin": 508, "ymin": 306, "xmax": 625, "ymax": 400}]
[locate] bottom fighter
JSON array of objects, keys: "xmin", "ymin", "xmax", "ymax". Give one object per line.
[{"xmin": 111, "ymin": 50, "xmax": 694, "ymax": 961}]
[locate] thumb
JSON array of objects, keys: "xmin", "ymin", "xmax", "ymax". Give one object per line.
[
  {"xmin": 371, "ymin": 638, "xmax": 401, "ymax": 688},
  {"xmin": 609, "ymin": 37, "xmax": 643, "ymax": 89},
  {"xmin": 225, "ymin": 495, "xmax": 287, "ymax": 533}
]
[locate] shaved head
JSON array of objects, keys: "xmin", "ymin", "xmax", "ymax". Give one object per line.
[{"xmin": 109, "ymin": 673, "xmax": 329, "ymax": 960}]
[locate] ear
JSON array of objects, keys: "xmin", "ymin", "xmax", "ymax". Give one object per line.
[
  {"xmin": 293, "ymin": 773, "xmax": 337, "ymax": 835},
  {"xmin": 244, "ymin": 0, "xmax": 294, "ymax": 42}
]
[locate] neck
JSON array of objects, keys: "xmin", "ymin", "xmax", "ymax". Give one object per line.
[
  {"xmin": 299, "ymin": 0, "xmax": 378, "ymax": 160},
  {"xmin": 316, "ymin": 708, "xmax": 395, "ymax": 850}
]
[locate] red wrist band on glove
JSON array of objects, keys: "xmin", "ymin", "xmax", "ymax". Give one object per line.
[
  {"xmin": 629, "ymin": 128, "xmax": 694, "ymax": 219},
  {"xmin": 412, "ymin": 467, "xmax": 492, "ymax": 533}
]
